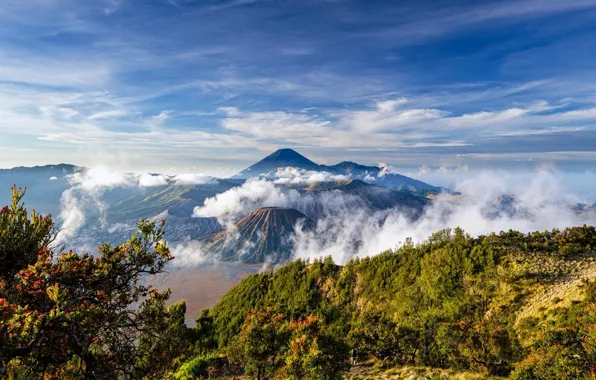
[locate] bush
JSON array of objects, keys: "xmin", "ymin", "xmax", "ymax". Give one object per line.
[
  {"xmin": 0, "ymin": 187, "xmax": 193, "ymax": 379},
  {"xmin": 174, "ymin": 353, "xmax": 227, "ymax": 380}
]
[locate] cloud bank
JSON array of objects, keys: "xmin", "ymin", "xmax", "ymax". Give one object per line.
[
  {"xmin": 54, "ymin": 164, "xmax": 596, "ymax": 269},
  {"xmin": 268, "ymin": 167, "xmax": 348, "ymax": 185},
  {"xmin": 194, "ymin": 168, "xmax": 596, "ymax": 265},
  {"xmin": 56, "ymin": 167, "xmax": 217, "ymax": 244}
]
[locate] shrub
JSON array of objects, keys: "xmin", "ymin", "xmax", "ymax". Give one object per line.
[{"xmin": 174, "ymin": 353, "xmax": 226, "ymax": 380}]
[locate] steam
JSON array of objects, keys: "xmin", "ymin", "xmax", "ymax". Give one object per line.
[
  {"xmin": 193, "ymin": 179, "xmax": 303, "ymax": 227},
  {"xmin": 138, "ymin": 173, "xmax": 168, "ymax": 187},
  {"xmin": 376, "ymin": 162, "xmax": 394, "ymax": 177},
  {"xmin": 192, "ymin": 177, "xmax": 371, "ymax": 227},
  {"xmin": 57, "ymin": 167, "xmax": 122, "ymax": 244},
  {"xmin": 195, "ymin": 168, "xmax": 596, "ymax": 265},
  {"xmin": 55, "ymin": 162, "xmax": 596, "ymax": 268},
  {"xmin": 56, "ymin": 167, "xmax": 217, "ymax": 245},
  {"xmin": 169, "ymin": 241, "xmax": 213, "ymax": 267},
  {"xmin": 292, "ymin": 170, "xmax": 595, "ymax": 264}
]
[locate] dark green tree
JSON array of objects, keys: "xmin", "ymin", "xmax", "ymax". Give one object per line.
[
  {"xmin": 193, "ymin": 308, "xmax": 217, "ymax": 355},
  {"xmin": 228, "ymin": 311, "xmax": 288, "ymax": 380},
  {"xmin": 0, "ymin": 188, "xmax": 193, "ymax": 379},
  {"xmin": 0, "ymin": 186, "xmax": 55, "ymax": 283}
]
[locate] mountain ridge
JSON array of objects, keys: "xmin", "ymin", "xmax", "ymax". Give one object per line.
[{"xmin": 231, "ymin": 148, "xmax": 443, "ymax": 193}]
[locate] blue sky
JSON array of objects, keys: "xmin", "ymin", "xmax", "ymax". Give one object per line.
[{"xmin": 2, "ymin": 0, "xmax": 596, "ymax": 176}]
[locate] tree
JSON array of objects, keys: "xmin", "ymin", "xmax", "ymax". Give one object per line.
[
  {"xmin": 349, "ymin": 313, "xmax": 407, "ymax": 365},
  {"xmin": 194, "ymin": 309, "xmax": 217, "ymax": 355},
  {"xmin": 136, "ymin": 296, "xmax": 196, "ymax": 378},
  {"xmin": 0, "ymin": 186, "xmax": 55, "ymax": 283},
  {"xmin": 511, "ymin": 302, "xmax": 596, "ymax": 379},
  {"xmin": 0, "ymin": 187, "xmax": 191, "ymax": 379},
  {"xmin": 451, "ymin": 315, "xmax": 520, "ymax": 376},
  {"xmin": 228, "ymin": 311, "xmax": 288, "ymax": 380},
  {"xmin": 279, "ymin": 314, "xmax": 349, "ymax": 380},
  {"xmin": 228, "ymin": 311, "xmax": 348, "ymax": 380}
]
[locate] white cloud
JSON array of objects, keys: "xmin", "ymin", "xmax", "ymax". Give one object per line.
[
  {"xmin": 183, "ymin": 167, "xmax": 596, "ymax": 266},
  {"xmin": 55, "ymin": 166, "xmax": 220, "ymax": 244},
  {"xmin": 0, "ymin": 53, "xmax": 112, "ymax": 88},
  {"xmin": 220, "ymin": 108, "xmax": 333, "ymax": 141},
  {"xmin": 173, "ymin": 173, "xmax": 217, "ymax": 185},
  {"xmin": 138, "ymin": 173, "xmax": 168, "ymax": 187},
  {"xmin": 376, "ymin": 98, "xmax": 408, "ymax": 112},
  {"xmin": 336, "ymin": 104, "xmax": 447, "ymax": 133},
  {"xmin": 447, "ymin": 108, "xmax": 528, "ymax": 126},
  {"xmin": 497, "ymin": 126, "xmax": 586, "ymax": 137},
  {"xmin": 292, "ymin": 169, "xmax": 596, "ymax": 264},
  {"xmin": 270, "ymin": 167, "xmax": 348, "ymax": 185},
  {"xmin": 193, "ymin": 178, "xmax": 303, "ymax": 227},
  {"xmin": 88, "ymin": 109, "xmax": 128, "ymax": 120}
]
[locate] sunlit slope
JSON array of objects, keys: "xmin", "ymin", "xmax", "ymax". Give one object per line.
[{"xmin": 207, "ymin": 226, "xmax": 596, "ymax": 350}]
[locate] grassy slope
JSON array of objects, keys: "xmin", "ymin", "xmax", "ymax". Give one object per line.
[{"xmin": 347, "ymin": 365, "xmax": 500, "ymax": 379}]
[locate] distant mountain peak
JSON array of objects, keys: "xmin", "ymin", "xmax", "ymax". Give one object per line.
[
  {"xmin": 232, "ymin": 148, "xmax": 319, "ymax": 178},
  {"xmin": 260, "ymin": 148, "xmax": 317, "ymax": 165},
  {"xmin": 270, "ymin": 148, "xmax": 303, "ymax": 156},
  {"xmin": 323, "ymin": 161, "xmax": 380, "ymax": 175},
  {"xmin": 336, "ymin": 161, "xmax": 361, "ymax": 166}
]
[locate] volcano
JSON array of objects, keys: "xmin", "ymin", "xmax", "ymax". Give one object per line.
[
  {"xmin": 232, "ymin": 148, "xmax": 319, "ymax": 179},
  {"xmin": 199, "ymin": 207, "xmax": 315, "ymax": 264},
  {"xmin": 231, "ymin": 148, "xmax": 444, "ymax": 194}
]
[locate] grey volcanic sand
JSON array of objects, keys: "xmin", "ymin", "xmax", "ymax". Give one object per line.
[{"xmin": 149, "ymin": 262, "xmax": 260, "ymax": 321}]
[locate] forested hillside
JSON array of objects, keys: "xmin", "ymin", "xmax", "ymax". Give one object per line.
[
  {"xmin": 2, "ymin": 186, "xmax": 596, "ymax": 379},
  {"xmin": 197, "ymin": 225, "xmax": 596, "ymax": 379}
]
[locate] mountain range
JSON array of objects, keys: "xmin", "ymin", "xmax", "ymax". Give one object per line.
[
  {"xmin": 0, "ymin": 149, "xmax": 443, "ymax": 262},
  {"xmin": 233, "ymin": 148, "xmax": 442, "ymax": 194}
]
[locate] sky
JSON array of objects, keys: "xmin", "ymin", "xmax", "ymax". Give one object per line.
[{"xmin": 2, "ymin": 0, "xmax": 596, "ymax": 176}]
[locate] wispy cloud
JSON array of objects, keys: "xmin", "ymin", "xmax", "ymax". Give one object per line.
[
  {"xmin": 210, "ymin": 0, "xmax": 263, "ymax": 10},
  {"xmin": 88, "ymin": 109, "xmax": 129, "ymax": 120},
  {"xmin": 364, "ymin": 0, "xmax": 596, "ymax": 45},
  {"xmin": 0, "ymin": 0, "xmax": 595, "ymax": 172}
]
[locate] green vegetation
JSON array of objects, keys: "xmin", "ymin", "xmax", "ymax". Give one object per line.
[
  {"xmin": 197, "ymin": 225, "xmax": 596, "ymax": 378},
  {"xmin": 0, "ymin": 187, "xmax": 196, "ymax": 379},
  {"xmin": 2, "ymin": 186, "xmax": 596, "ymax": 379}
]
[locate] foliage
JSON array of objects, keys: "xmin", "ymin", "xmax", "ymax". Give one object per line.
[
  {"xmin": 228, "ymin": 311, "xmax": 289, "ymax": 380},
  {"xmin": 172, "ymin": 352, "xmax": 228, "ymax": 380},
  {"xmin": 227, "ymin": 311, "xmax": 349, "ymax": 380},
  {"xmin": 194, "ymin": 308, "xmax": 217, "ymax": 355},
  {"xmin": 449, "ymin": 315, "xmax": 521, "ymax": 375},
  {"xmin": 0, "ymin": 187, "xmax": 193, "ymax": 379},
  {"xmin": 4, "ymin": 186, "xmax": 596, "ymax": 378},
  {"xmin": 278, "ymin": 314, "xmax": 349, "ymax": 380},
  {"xmin": 0, "ymin": 186, "xmax": 55, "ymax": 283},
  {"xmin": 511, "ymin": 301, "xmax": 596, "ymax": 379},
  {"xmin": 208, "ymin": 225, "xmax": 596, "ymax": 378}
]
